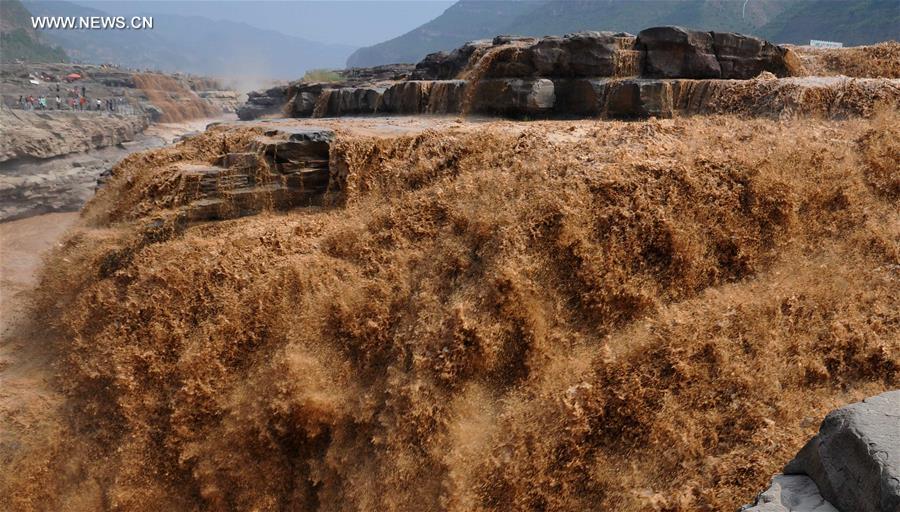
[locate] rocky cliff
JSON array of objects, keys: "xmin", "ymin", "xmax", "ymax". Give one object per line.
[
  {"xmin": 242, "ymin": 26, "xmax": 900, "ymax": 122},
  {"xmin": 0, "ymin": 110, "xmax": 148, "ymax": 163},
  {"xmin": 1, "ymin": 62, "xmax": 234, "ymax": 125}
]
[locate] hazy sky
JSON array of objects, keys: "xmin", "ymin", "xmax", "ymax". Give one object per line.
[{"xmin": 68, "ymin": 0, "xmax": 456, "ymax": 47}]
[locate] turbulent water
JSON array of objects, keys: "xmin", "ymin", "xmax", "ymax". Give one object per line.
[
  {"xmin": 133, "ymin": 73, "xmax": 221, "ymax": 123},
  {"xmin": 2, "ymin": 111, "xmax": 898, "ymax": 511}
]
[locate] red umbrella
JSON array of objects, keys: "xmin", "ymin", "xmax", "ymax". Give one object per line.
[{"xmin": 65, "ymin": 73, "xmax": 82, "ymax": 81}]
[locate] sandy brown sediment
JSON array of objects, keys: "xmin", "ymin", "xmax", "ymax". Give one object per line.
[
  {"xmin": 2, "ymin": 110, "xmax": 899, "ymax": 511},
  {"xmin": 793, "ymin": 41, "xmax": 900, "ymax": 79},
  {"xmin": 133, "ymin": 73, "xmax": 222, "ymax": 124},
  {"xmin": 0, "ymin": 212, "xmax": 84, "ymax": 511}
]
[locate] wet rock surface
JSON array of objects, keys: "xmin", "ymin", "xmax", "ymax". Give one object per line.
[
  {"xmin": 179, "ymin": 127, "xmax": 334, "ymax": 222},
  {"xmin": 481, "ymin": 31, "xmax": 639, "ymax": 79},
  {"xmin": 784, "ymin": 390, "xmax": 900, "ymax": 512},
  {"xmin": 741, "ymin": 474, "xmax": 838, "ymax": 512},
  {"xmin": 237, "ymin": 85, "xmax": 288, "ymax": 120},
  {"xmin": 337, "ymin": 63, "xmax": 415, "ymax": 84},
  {"xmin": 636, "ymin": 26, "xmax": 801, "ymax": 79},
  {"xmin": 412, "ymin": 40, "xmax": 492, "ymax": 80},
  {"xmin": 472, "ymin": 78, "xmax": 556, "ymax": 116},
  {"xmin": 637, "ymin": 26, "xmax": 720, "ymax": 78},
  {"xmin": 237, "ymin": 25, "xmax": 900, "ymax": 125}
]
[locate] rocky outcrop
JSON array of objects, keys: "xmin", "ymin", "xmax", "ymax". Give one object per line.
[
  {"xmin": 179, "ymin": 127, "xmax": 333, "ymax": 222},
  {"xmin": 0, "ymin": 110, "xmax": 148, "ymax": 163},
  {"xmin": 636, "ymin": 26, "xmax": 803, "ymax": 79},
  {"xmin": 294, "ymin": 75, "xmax": 899, "ymax": 120},
  {"xmin": 238, "ymin": 26, "xmax": 848, "ymax": 121},
  {"xmin": 480, "ymin": 31, "xmax": 640, "ymax": 79},
  {"xmin": 236, "ymin": 85, "xmax": 288, "ymax": 120},
  {"xmin": 284, "ymin": 82, "xmax": 341, "ymax": 117},
  {"xmin": 412, "ymin": 40, "xmax": 492, "ymax": 80},
  {"xmin": 424, "ymin": 80, "xmax": 467, "ymax": 113},
  {"xmin": 471, "ymin": 78, "xmax": 555, "ymax": 116},
  {"xmin": 197, "ymin": 90, "xmax": 242, "ymax": 113},
  {"xmin": 784, "ymin": 390, "xmax": 900, "ymax": 512},
  {"xmin": 313, "ymin": 86, "xmax": 386, "ymax": 117},
  {"xmin": 743, "ymin": 390, "xmax": 900, "ymax": 512},
  {"xmin": 637, "ymin": 26, "xmax": 720, "ymax": 78},
  {"xmin": 380, "ymin": 81, "xmax": 434, "ymax": 114},
  {"xmin": 741, "ymin": 474, "xmax": 838, "ymax": 512},
  {"xmin": 0, "ymin": 128, "xmax": 173, "ymax": 221},
  {"xmin": 337, "ymin": 63, "xmax": 415, "ymax": 84}
]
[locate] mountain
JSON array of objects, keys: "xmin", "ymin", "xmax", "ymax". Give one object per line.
[
  {"xmin": 758, "ymin": 0, "xmax": 900, "ymax": 46},
  {"xmin": 346, "ymin": 0, "xmax": 542, "ymax": 68},
  {"xmin": 347, "ymin": 0, "xmax": 900, "ymax": 67},
  {"xmin": 21, "ymin": 0, "xmax": 356, "ymax": 80},
  {"xmin": 0, "ymin": 0, "xmax": 68, "ymax": 62}
]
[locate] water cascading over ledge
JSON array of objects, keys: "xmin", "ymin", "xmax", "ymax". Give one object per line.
[{"xmin": 133, "ymin": 73, "xmax": 221, "ymax": 123}]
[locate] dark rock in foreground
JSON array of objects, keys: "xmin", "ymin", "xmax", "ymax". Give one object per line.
[{"xmin": 784, "ymin": 390, "xmax": 900, "ymax": 512}]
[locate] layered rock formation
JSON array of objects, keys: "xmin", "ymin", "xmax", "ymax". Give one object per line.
[
  {"xmin": 153, "ymin": 127, "xmax": 333, "ymax": 223},
  {"xmin": 238, "ymin": 26, "xmax": 866, "ymax": 121},
  {"xmin": 636, "ymin": 26, "xmax": 802, "ymax": 79},
  {"xmin": 236, "ymin": 85, "xmax": 288, "ymax": 120},
  {"xmin": 0, "ymin": 110, "xmax": 148, "ymax": 162}
]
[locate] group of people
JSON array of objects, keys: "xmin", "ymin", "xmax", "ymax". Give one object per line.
[{"xmin": 16, "ymin": 84, "xmax": 126, "ymax": 113}]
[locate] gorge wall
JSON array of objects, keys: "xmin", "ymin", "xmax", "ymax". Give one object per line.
[{"xmin": 239, "ymin": 27, "xmax": 900, "ymax": 122}]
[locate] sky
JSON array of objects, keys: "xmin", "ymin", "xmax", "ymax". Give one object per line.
[{"xmin": 66, "ymin": 0, "xmax": 456, "ymax": 47}]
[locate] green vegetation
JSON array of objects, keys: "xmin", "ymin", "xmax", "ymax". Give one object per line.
[
  {"xmin": 0, "ymin": 0, "xmax": 68, "ymax": 63},
  {"xmin": 301, "ymin": 68, "xmax": 342, "ymax": 82},
  {"xmin": 0, "ymin": 29, "xmax": 68, "ymax": 63}
]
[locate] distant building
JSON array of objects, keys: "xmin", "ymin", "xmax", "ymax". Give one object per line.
[{"xmin": 810, "ymin": 40, "xmax": 843, "ymax": 49}]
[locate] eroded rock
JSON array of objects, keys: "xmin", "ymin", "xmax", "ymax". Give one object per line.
[
  {"xmin": 472, "ymin": 78, "xmax": 555, "ymax": 116},
  {"xmin": 180, "ymin": 127, "xmax": 334, "ymax": 222},
  {"xmin": 784, "ymin": 390, "xmax": 900, "ymax": 512},
  {"xmin": 412, "ymin": 40, "xmax": 492, "ymax": 80},
  {"xmin": 484, "ymin": 31, "xmax": 639, "ymax": 79},
  {"xmin": 239, "ymin": 26, "xmax": 824, "ymax": 121},
  {"xmin": 637, "ymin": 26, "xmax": 721, "ymax": 78},
  {"xmin": 637, "ymin": 26, "xmax": 803, "ymax": 79},
  {"xmin": 237, "ymin": 85, "xmax": 287, "ymax": 120},
  {"xmin": 314, "ymin": 86, "xmax": 386, "ymax": 116}
]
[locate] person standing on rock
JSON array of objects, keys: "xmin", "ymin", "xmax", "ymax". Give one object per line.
[
  {"xmin": 56, "ymin": 95, "xmax": 61, "ymax": 110},
  {"xmin": 96, "ymin": 99, "xmax": 102, "ymax": 111}
]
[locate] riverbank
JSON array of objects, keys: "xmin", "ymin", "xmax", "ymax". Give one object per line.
[{"xmin": 0, "ymin": 115, "xmax": 236, "ymax": 221}]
